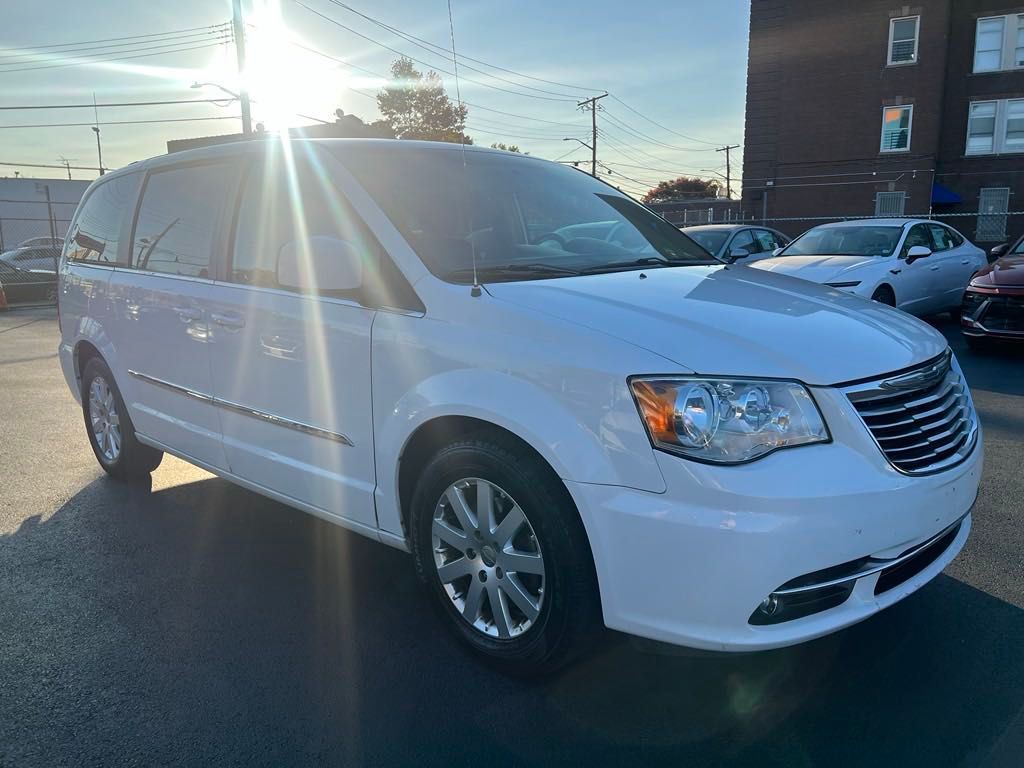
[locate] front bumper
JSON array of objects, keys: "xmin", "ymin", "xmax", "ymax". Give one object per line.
[
  {"xmin": 961, "ymin": 288, "xmax": 1024, "ymax": 340},
  {"xmin": 566, "ymin": 385, "xmax": 982, "ymax": 652}
]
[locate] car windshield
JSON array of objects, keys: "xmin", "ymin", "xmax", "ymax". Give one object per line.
[
  {"xmin": 686, "ymin": 229, "xmax": 730, "ymax": 254},
  {"xmin": 781, "ymin": 225, "xmax": 904, "ymax": 257},
  {"xmin": 332, "ymin": 145, "xmax": 715, "ymax": 282}
]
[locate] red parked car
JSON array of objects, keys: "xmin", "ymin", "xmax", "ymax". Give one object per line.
[{"xmin": 961, "ymin": 236, "xmax": 1024, "ymax": 349}]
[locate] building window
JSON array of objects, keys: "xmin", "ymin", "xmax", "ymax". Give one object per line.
[
  {"xmin": 888, "ymin": 16, "xmax": 920, "ymax": 65},
  {"xmin": 966, "ymin": 99, "xmax": 1024, "ymax": 155},
  {"xmin": 880, "ymin": 105, "xmax": 912, "ymax": 152},
  {"xmin": 967, "ymin": 101, "xmax": 997, "ymax": 154},
  {"xmin": 977, "ymin": 188, "xmax": 1010, "ymax": 242},
  {"xmin": 973, "ymin": 14, "xmax": 1024, "ymax": 72},
  {"xmin": 875, "ymin": 191, "xmax": 906, "ymax": 216},
  {"xmin": 1007, "ymin": 99, "xmax": 1024, "ymax": 152}
]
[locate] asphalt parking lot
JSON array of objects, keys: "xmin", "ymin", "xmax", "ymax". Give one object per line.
[{"xmin": 1, "ymin": 306, "xmax": 1021, "ymax": 768}]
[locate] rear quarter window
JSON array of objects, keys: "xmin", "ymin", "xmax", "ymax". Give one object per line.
[{"xmin": 64, "ymin": 172, "xmax": 142, "ymax": 265}]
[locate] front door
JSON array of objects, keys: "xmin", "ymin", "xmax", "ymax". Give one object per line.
[
  {"xmin": 895, "ymin": 223, "xmax": 942, "ymax": 315},
  {"xmin": 110, "ymin": 160, "xmax": 241, "ymax": 470},
  {"xmin": 207, "ymin": 148, "xmax": 378, "ymax": 529}
]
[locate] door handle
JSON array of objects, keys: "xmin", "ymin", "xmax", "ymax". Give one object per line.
[
  {"xmin": 211, "ymin": 312, "xmax": 245, "ymax": 329},
  {"xmin": 961, "ymin": 260, "xmax": 971, "ymax": 265},
  {"xmin": 173, "ymin": 305, "xmax": 201, "ymax": 322},
  {"xmin": 929, "ymin": 265, "xmax": 940, "ymax": 271}
]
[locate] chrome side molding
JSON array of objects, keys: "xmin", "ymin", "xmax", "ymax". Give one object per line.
[{"xmin": 127, "ymin": 369, "xmax": 353, "ymax": 446}]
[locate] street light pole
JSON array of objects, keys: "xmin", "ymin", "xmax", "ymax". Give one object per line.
[
  {"xmin": 91, "ymin": 127, "xmax": 104, "ymax": 176},
  {"xmin": 232, "ymin": 0, "xmax": 253, "ymax": 135},
  {"xmin": 91, "ymin": 93, "xmax": 104, "ymax": 175}
]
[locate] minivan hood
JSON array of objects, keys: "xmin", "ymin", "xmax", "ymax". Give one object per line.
[
  {"xmin": 485, "ymin": 265, "xmax": 946, "ymax": 386},
  {"xmin": 749, "ymin": 254, "xmax": 879, "ymax": 284}
]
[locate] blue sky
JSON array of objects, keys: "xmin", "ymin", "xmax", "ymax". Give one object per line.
[{"xmin": 0, "ymin": 0, "xmax": 749, "ymax": 196}]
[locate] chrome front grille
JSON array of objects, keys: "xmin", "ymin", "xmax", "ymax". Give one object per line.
[{"xmin": 843, "ymin": 350, "xmax": 978, "ymax": 475}]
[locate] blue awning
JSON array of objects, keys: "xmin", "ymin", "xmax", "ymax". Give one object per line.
[{"xmin": 932, "ymin": 182, "xmax": 962, "ymax": 205}]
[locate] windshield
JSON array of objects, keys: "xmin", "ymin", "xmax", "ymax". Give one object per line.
[
  {"xmin": 686, "ymin": 229, "xmax": 729, "ymax": 254},
  {"xmin": 333, "ymin": 146, "xmax": 715, "ymax": 282},
  {"xmin": 781, "ymin": 225, "xmax": 904, "ymax": 257}
]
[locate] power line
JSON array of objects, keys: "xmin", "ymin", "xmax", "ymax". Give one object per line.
[
  {"xmin": 313, "ymin": 0, "xmax": 584, "ymax": 99},
  {"xmin": 290, "ymin": 0, "xmax": 578, "ymax": 102},
  {"xmin": 0, "ymin": 98, "xmax": 237, "ymax": 111},
  {"xmin": 0, "ymin": 115, "xmax": 241, "ymax": 130},
  {"xmin": 601, "ymin": 109, "xmax": 719, "ymax": 152},
  {"xmin": 0, "ymin": 160, "xmax": 102, "ymax": 171},
  {"xmin": 0, "ymin": 23, "xmax": 228, "ymax": 54},
  {"xmin": 608, "ymin": 94, "xmax": 722, "ymax": 146},
  {"xmin": 0, "ymin": 26, "xmax": 231, "ymax": 62},
  {"xmin": 0, "ymin": 39, "xmax": 230, "ymax": 75},
  {"xmin": 318, "ymin": 0, "xmax": 597, "ymax": 93}
]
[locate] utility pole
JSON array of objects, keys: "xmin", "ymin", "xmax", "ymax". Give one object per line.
[
  {"xmin": 232, "ymin": 0, "xmax": 253, "ymax": 135},
  {"xmin": 577, "ymin": 93, "xmax": 607, "ymax": 177},
  {"xmin": 57, "ymin": 157, "xmax": 75, "ymax": 180},
  {"xmin": 716, "ymin": 144, "xmax": 740, "ymax": 199},
  {"xmin": 92, "ymin": 94, "xmax": 104, "ymax": 175},
  {"xmin": 37, "ymin": 183, "xmax": 56, "ymax": 242}
]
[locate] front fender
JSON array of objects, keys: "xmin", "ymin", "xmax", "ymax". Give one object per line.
[{"xmin": 373, "ymin": 367, "xmax": 667, "ymax": 538}]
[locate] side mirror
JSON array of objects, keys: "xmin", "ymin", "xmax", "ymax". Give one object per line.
[
  {"xmin": 988, "ymin": 243, "xmax": 1009, "ymax": 262},
  {"xmin": 728, "ymin": 247, "xmax": 750, "ymax": 261},
  {"xmin": 277, "ymin": 236, "xmax": 363, "ymax": 293},
  {"xmin": 771, "ymin": 247, "xmax": 784, "ymax": 257},
  {"xmin": 906, "ymin": 245, "xmax": 932, "ymax": 264}
]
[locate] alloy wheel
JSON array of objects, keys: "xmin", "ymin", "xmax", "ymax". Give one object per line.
[
  {"xmin": 88, "ymin": 376, "xmax": 121, "ymax": 462},
  {"xmin": 432, "ymin": 477, "xmax": 546, "ymax": 639}
]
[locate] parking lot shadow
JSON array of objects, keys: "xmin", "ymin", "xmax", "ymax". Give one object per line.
[{"xmin": 1, "ymin": 475, "xmax": 1021, "ymax": 767}]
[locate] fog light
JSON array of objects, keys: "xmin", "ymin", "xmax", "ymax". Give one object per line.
[{"xmin": 759, "ymin": 595, "xmax": 781, "ymax": 616}]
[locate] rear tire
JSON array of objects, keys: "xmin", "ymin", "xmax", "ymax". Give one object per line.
[
  {"xmin": 409, "ymin": 435, "xmax": 601, "ymax": 676},
  {"xmin": 81, "ymin": 357, "xmax": 163, "ymax": 480},
  {"xmin": 871, "ymin": 285, "xmax": 896, "ymax": 306}
]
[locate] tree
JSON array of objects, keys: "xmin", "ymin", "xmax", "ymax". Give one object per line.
[
  {"xmin": 489, "ymin": 142, "xmax": 525, "ymax": 154},
  {"xmin": 377, "ymin": 57, "xmax": 471, "ymax": 144},
  {"xmin": 642, "ymin": 176, "xmax": 721, "ymax": 203}
]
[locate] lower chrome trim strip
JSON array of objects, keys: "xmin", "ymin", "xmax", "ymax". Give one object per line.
[
  {"xmin": 772, "ymin": 512, "xmax": 968, "ymax": 597},
  {"xmin": 127, "ymin": 369, "xmax": 353, "ymax": 446},
  {"xmin": 128, "ymin": 369, "xmax": 213, "ymax": 402}
]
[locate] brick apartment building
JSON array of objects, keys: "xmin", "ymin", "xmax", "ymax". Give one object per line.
[{"xmin": 741, "ymin": 0, "xmax": 1024, "ymax": 244}]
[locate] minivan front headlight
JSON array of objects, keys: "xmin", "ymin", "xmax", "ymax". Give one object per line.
[{"xmin": 630, "ymin": 377, "xmax": 829, "ymax": 464}]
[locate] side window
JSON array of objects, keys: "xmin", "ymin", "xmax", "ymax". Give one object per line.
[
  {"xmin": 231, "ymin": 150, "xmax": 415, "ymax": 309},
  {"xmin": 64, "ymin": 172, "xmax": 141, "ymax": 265},
  {"xmin": 901, "ymin": 224, "xmax": 934, "ymax": 258},
  {"xmin": 132, "ymin": 162, "xmax": 237, "ymax": 277},
  {"xmin": 928, "ymin": 224, "xmax": 956, "ymax": 251},
  {"xmin": 752, "ymin": 229, "xmax": 781, "ymax": 252},
  {"xmin": 729, "ymin": 229, "xmax": 757, "ymax": 255}
]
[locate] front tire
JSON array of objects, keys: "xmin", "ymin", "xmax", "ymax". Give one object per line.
[
  {"xmin": 409, "ymin": 436, "xmax": 601, "ymax": 675},
  {"xmin": 871, "ymin": 285, "xmax": 896, "ymax": 306},
  {"xmin": 81, "ymin": 357, "xmax": 163, "ymax": 480}
]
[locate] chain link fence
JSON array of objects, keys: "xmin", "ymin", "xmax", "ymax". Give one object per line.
[{"xmin": 0, "ymin": 215, "xmax": 70, "ymax": 310}]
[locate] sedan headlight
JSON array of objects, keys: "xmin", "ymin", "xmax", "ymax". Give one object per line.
[
  {"xmin": 825, "ymin": 281, "xmax": 861, "ymax": 288},
  {"xmin": 630, "ymin": 377, "xmax": 829, "ymax": 464}
]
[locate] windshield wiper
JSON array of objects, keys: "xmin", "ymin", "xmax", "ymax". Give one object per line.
[
  {"xmin": 445, "ymin": 263, "xmax": 582, "ymax": 281},
  {"xmin": 579, "ymin": 256, "xmax": 676, "ymax": 273}
]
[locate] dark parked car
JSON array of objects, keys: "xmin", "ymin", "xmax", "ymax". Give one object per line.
[
  {"xmin": 961, "ymin": 235, "xmax": 1024, "ymax": 348},
  {"xmin": 0, "ymin": 260, "xmax": 57, "ymax": 308},
  {"xmin": 682, "ymin": 224, "xmax": 790, "ymax": 263}
]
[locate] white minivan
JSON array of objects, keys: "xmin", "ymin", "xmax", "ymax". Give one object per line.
[{"xmin": 59, "ymin": 139, "xmax": 981, "ymax": 673}]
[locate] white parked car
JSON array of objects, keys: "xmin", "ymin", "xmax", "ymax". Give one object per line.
[
  {"xmin": 58, "ymin": 141, "xmax": 981, "ymax": 673},
  {"xmin": 683, "ymin": 223, "xmax": 790, "ymax": 264},
  {"xmin": 751, "ymin": 218, "xmax": 987, "ymax": 316}
]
